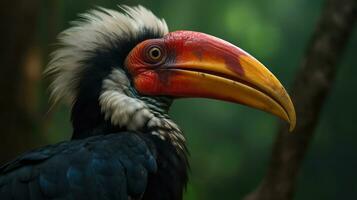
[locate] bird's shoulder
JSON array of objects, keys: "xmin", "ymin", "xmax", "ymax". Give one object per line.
[{"xmin": 0, "ymin": 132, "xmax": 157, "ymax": 200}]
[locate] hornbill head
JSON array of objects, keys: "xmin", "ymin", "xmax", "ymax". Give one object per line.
[{"xmin": 46, "ymin": 6, "xmax": 295, "ymax": 141}]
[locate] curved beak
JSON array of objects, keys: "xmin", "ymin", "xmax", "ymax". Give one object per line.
[{"xmin": 136, "ymin": 31, "xmax": 296, "ymax": 131}]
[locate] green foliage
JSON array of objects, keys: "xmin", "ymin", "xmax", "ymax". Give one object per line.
[{"xmin": 37, "ymin": 0, "xmax": 357, "ymax": 199}]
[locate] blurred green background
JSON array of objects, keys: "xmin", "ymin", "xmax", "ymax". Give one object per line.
[{"xmin": 14, "ymin": 0, "xmax": 357, "ymax": 199}]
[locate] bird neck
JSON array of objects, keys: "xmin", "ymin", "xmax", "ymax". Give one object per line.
[
  {"xmin": 72, "ymin": 96, "xmax": 185, "ymax": 145},
  {"xmin": 70, "ymin": 75, "xmax": 186, "ymax": 152}
]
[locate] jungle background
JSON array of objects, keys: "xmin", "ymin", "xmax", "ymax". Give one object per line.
[{"xmin": 1, "ymin": 0, "xmax": 356, "ymax": 199}]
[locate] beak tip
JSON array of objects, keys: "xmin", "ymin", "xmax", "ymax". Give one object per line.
[
  {"xmin": 288, "ymin": 122, "xmax": 296, "ymax": 132},
  {"xmin": 288, "ymin": 111, "xmax": 296, "ymax": 132}
]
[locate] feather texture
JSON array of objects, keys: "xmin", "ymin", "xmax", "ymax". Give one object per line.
[
  {"xmin": 0, "ymin": 133, "xmax": 157, "ymax": 200},
  {"xmin": 45, "ymin": 5, "xmax": 168, "ymax": 104}
]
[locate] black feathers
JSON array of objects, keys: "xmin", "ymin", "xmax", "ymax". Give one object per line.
[
  {"xmin": 0, "ymin": 133, "xmax": 158, "ymax": 200},
  {"xmin": 142, "ymin": 135, "xmax": 189, "ymax": 200}
]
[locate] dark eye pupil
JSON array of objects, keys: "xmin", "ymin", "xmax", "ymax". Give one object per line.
[{"xmin": 150, "ymin": 48, "xmax": 160, "ymax": 58}]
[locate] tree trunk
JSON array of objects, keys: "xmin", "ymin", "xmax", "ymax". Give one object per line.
[
  {"xmin": 0, "ymin": 0, "xmax": 41, "ymax": 164},
  {"xmin": 244, "ymin": 0, "xmax": 357, "ymax": 199}
]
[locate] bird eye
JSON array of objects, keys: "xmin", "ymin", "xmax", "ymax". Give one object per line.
[
  {"xmin": 149, "ymin": 47, "xmax": 161, "ymax": 59},
  {"xmin": 145, "ymin": 45, "xmax": 165, "ymax": 64}
]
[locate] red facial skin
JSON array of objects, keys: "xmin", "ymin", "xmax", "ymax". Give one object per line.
[{"xmin": 125, "ymin": 30, "xmax": 248, "ymax": 97}]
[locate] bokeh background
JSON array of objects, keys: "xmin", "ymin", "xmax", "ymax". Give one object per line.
[{"xmin": 2, "ymin": 0, "xmax": 357, "ymax": 199}]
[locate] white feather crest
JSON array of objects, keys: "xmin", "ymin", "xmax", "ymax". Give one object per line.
[{"xmin": 45, "ymin": 5, "xmax": 169, "ymax": 104}]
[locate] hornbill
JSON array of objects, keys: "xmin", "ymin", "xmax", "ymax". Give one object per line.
[{"xmin": 0, "ymin": 5, "xmax": 296, "ymax": 200}]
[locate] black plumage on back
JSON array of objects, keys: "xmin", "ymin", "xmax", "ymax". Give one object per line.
[{"xmin": 0, "ymin": 133, "xmax": 187, "ymax": 200}]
